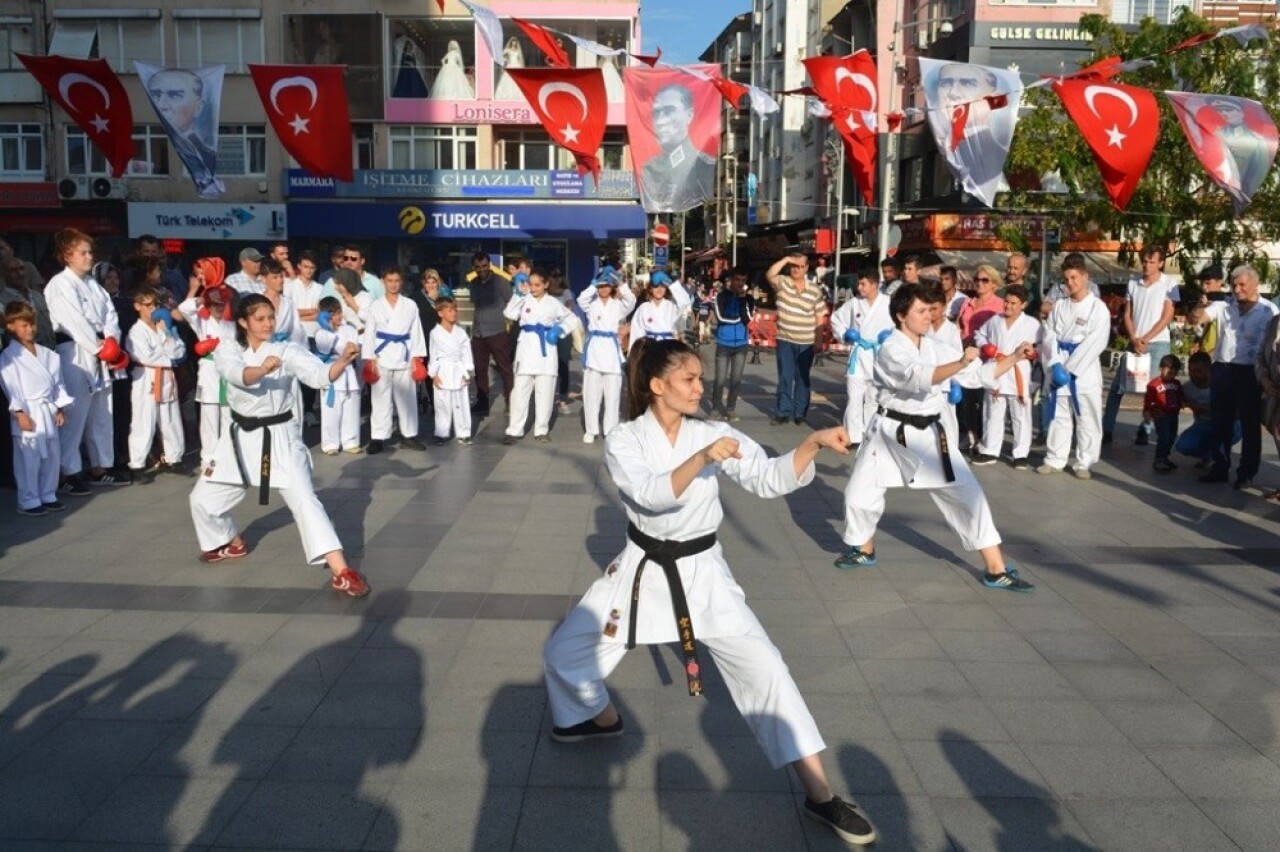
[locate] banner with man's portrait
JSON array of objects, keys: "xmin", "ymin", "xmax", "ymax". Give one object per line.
[
  {"xmin": 624, "ymin": 65, "xmax": 722, "ymax": 214},
  {"xmin": 919, "ymin": 59, "xmax": 1023, "ymax": 208},
  {"xmin": 1166, "ymin": 91, "xmax": 1278, "ymax": 215},
  {"xmin": 135, "ymin": 62, "xmax": 225, "ymax": 198}
]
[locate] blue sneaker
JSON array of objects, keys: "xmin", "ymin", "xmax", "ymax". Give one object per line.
[
  {"xmin": 983, "ymin": 566, "xmax": 1034, "ymax": 592},
  {"xmin": 834, "ymin": 547, "xmax": 877, "ymax": 569}
]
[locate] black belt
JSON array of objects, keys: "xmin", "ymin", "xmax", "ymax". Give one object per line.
[
  {"xmin": 625, "ymin": 522, "xmax": 717, "ymax": 697},
  {"xmin": 879, "ymin": 407, "xmax": 955, "ymax": 483},
  {"xmin": 229, "ymin": 410, "xmax": 292, "ymax": 505}
]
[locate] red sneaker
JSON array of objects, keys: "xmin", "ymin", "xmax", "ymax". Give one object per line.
[
  {"xmin": 198, "ymin": 541, "xmax": 249, "ymax": 563},
  {"xmin": 331, "ymin": 569, "xmax": 370, "ymax": 598}
]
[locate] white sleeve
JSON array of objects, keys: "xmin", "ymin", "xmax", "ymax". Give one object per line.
[
  {"xmin": 669, "ymin": 279, "xmax": 693, "ymax": 312},
  {"xmin": 282, "ymin": 342, "xmax": 332, "ymax": 390},
  {"xmin": 502, "ymin": 293, "xmax": 524, "ymax": 321},
  {"xmin": 719, "ymin": 430, "xmax": 811, "ymax": 497},
  {"xmin": 1063, "ymin": 304, "xmax": 1111, "ymax": 375},
  {"xmin": 604, "ymin": 425, "xmax": 688, "ymax": 512},
  {"xmin": 830, "ymin": 300, "xmax": 856, "ymax": 338},
  {"xmin": 874, "ymin": 336, "xmax": 934, "ymax": 395},
  {"xmin": 576, "ymin": 287, "xmax": 598, "ymax": 312},
  {"xmin": 46, "ymin": 276, "xmax": 104, "ymax": 353}
]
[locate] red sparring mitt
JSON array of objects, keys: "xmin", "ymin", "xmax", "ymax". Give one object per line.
[
  {"xmin": 97, "ymin": 336, "xmax": 122, "ymax": 363},
  {"xmin": 194, "ymin": 337, "xmax": 220, "ymax": 357},
  {"xmin": 411, "ymin": 357, "xmax": 428, "ymax": 383},
  {"xmin": 108, "ymin": 353, "xmax": 130, "ymax": 372},
  {"xmin": 362, "ymin": 360, "xmax": 380, "ymax": 385},
  {"xmin": 979, "ymin": 343, "xmax": 999, "ymax": 362}
]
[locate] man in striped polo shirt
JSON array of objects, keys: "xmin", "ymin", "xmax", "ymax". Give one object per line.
[{"xmin": 766, "ymin": 252, "xmax": 829, "ymax": 425}]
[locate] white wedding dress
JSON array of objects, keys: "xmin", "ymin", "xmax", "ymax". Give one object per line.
[
  {"xmin": 492, "ymin": 39, "xmax": 525, "ymax": 100},
  {"xmin": 430, "ymin": 40, "xmax": 474, "ymax": 100},
  {"xmin": 601, "ymin": 55, "xmax": 624, "ymax": 103}
]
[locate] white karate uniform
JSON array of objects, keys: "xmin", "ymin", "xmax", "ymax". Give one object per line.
[
  {"xmin": 0, "ymin": 341, "xmax": 73, "ymax": 510},
  {"xmin": 126, "ymin": 320, "xmax": 186, "ymax": 469},
  {"xmin": 628, "ymin": 281, "xmax": 692, "ymax": 348},
  {"xmin": 285, "ymin": 277, "xmax": 324, "ymax": 340},
  {"xmin": 362, "ymin": 295, "xmax": 427, "ymax": 441},
  {"xmin": 975, "ymin": 313, "xmax": 1041, "ymax": 460},
  {"xmin": 1040, "ymin": 293, "xmax": 1110, "ymax": 473},
  {"xmin": 315, "ymin": 323, "xmax": 361, "ymax": 451},
  {"xmin": 44, "ymin": 267, "xmax": 119, "ymax": 474},
  {"xmin": 189, "ymin": 340, "xmax": 343, "ymax": 564},
  {"xmin": 927, "ymin": 321, "xmax": 966, "ymax": 436},
  {"xmin": 842, "ymin": 331, "xmax": 1002, "ymax": 552},
  {"xmin": 428, "ymin": 324, "xmax": 475, "ymax": 439},
  {"xmin": 830, "ymin": 293, "xmax": 892, "ymax": 443},
  {"xmin": 503, "ymin": 293, "xmax": 581, "ymax": 438},
  {"xmin": 179, "ymin": 298, "xmax": 235, "ymax": 467},
  {"xmin": 543, "ymin": 412, "xmax": 825, "ymax": 769},
  {"xmin": 578, "ymin": 285, "xmax": 635, "ymax": 440}
]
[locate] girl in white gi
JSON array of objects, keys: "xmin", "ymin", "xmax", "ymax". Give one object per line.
[
  {"xmin": 0, "ymin": 302, "xmax": 73, "ymax": 516},
  {"xmin": 176, "ymin": 258, "xmax": 235, "ymax": 470},
  {"xmin": 836, "ymin": 284, "xmax": 1035, "ymax": 593},
  {"xmin": 628, "ymin": 271, "xmax": 692, "ymax": 351},
  {"xmin": 362, "ymin": 267, "xmax": 428, "ymax": 454},
  {"xmin": 577, "ymin": 266, "xmax": 635, "ymax": 444},
  {"xmin": 543, "ymin": 338, "xmax": 877, "ymax": 846},
  {"xmin": 44, "ymin": 228, "xmax": 128, "ymax": 489},
  {"xmin": 502, "ymin": 269, "xmax": 581, "ymax": 444},
  {"xmin": 125, "ymin": 287, "xmax": 187, "ymax": 481},
  {"xmin": 830, "ymin": 269, "xmax": 893, "ymax": 447},
  {"xmin": 972, "ymin": 285, "xmax": 1041, "ymax": 468},
  {"xmin": 189, "ymin": 294, "xmax": 370, "ymax": 598},
  {"xmin": 314, "ymin": 297, "xmax": 362, "ymax": 455},
  {"xmin": 427, "ymin": 296, "xmax": 475, "ymax": 445},
  {"xmin": 1037, "ymin": 253, "xmax": 1111, "ymax": 479}
]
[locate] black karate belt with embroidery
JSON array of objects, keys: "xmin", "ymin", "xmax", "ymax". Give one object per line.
[
  {"xmin": 625, "ymin": 522, "xmax": 717, "ymax": 697},
  {"xmin": 229, "ymin": 410, "xmax": 293, "ymax": 505},
  {"xmin": 879, "ymin": 407, "xmax": 956, "ymax": 483}
]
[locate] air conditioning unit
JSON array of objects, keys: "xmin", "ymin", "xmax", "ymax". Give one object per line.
[{"xmin": 57, "ymin": 176, "xmax": 126, "ymax": 200}]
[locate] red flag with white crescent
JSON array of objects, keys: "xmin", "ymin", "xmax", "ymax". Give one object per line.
[
  {"xmin": 803, "ymin": 52, "xmax": 879, "ymax": 206},
  {"xmin": 1052, "ymin": 78, "xmax": 1159, "ymax": 210},
  {"xmin": 512, "ymin": 18, "xmax": 571, "ymax": 69},
  {"xmin": 506, "ymin": 68, "xmax": 608, "ymax": 181},
  {"xmin": 18, "ymin": 53, "xmax": 135, "ymax": 177},
  {"xmin": 1166, "ymin": 91, "xmax": 1278, "ymax": 215},
  {"xmin": 249, "ymin": 64, "xmax": 353, "ymax": 181}
]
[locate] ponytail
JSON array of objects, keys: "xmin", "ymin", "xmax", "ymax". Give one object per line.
[{"xmin": 626, "ymin": 337, "xmax": 696, "ymax": 419}]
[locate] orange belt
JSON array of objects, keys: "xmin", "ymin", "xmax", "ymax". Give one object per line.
[
  {"xmin": 153, "ymin": 367, "xmax": 170, "ymax": 403},
  {"xmin": 997, "ymin": 354, "xmax": 1026, "ymax": 400}
]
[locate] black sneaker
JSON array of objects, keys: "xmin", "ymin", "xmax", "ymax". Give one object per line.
[
  {"xmin": 1011, "ymin": 457, "xmax": 1030, "ymax": 470},
  {"xmin": 1101, "ymin": 431, "xmax": 1113, "ymax": 445},
  {"xmin": 42, "ymin": 501, "xmax": 66, "ymax": 513},
  {"xmin": 971, "ymin": 454, "xmax": 999, "ymax": 466},
  {"xmin": 88, "ymin": 469, "xmax": 130, "ymax": 486},
  {"xmin": 803, "ymin": 796, "xmax": 876, "ymax": 845},
  {"xmin": 550, "ymin": 715, "xmax": 625, "ymax": 743},
  {"xmin": 1234, "ymin": 475, "xmax": 1254, "ymax": 491},
  {"xmin": 400, "ymin": 438, "xmax": 427, "ymax": 451},
  {"xmin": 432, "ymin": 436, "xmax": 446, "ymax": 446},
  {"xmin": 17, "ymin": 505, "xmax": 48, "ymax": 517},
  {"xmin": 367, "ymin": 439, "xmax": 384, "ymax": 455},
  {"xmin": 983, "ymin": 570, "xmax": 1035, "ymax": 592},
  {"xmin": 769, "ymin": 416, "xmax": 789, "ymax": 426},
  {"xmin": 1199, "ymin": 468, "xmax": 1229, "ymax": 484},
  {"xmin": 502, "ymin": 434, "xmax": 518, "ymax": 445},
  {"xmin": 59, "ymin": 476, "xmax": 91, "ymax": 496}
]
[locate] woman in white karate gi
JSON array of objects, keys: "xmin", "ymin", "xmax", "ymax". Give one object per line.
[
  {"xmin": 628, "ymin": 271, "xmax": 692, "ymax": 351},
  {"xmin": 577, "ymin": 266, "xmax": 635, "ymax": 444},
  {"xmin": 502, "ymin": 269, "xmax": 580, "ymax": 443},
  {"xmin": 830, "ymin": 269, "xmax": 893, "ymax": 446},
  {"xmin": 836, "ymin": 284, "xmax": 1035, "ymax": 593},
  {"xmin": 188, "ymin": 294, "xmax": 370, "ymax": 598},
  {"xmin": 543, "ymin": 338, "xmax": 876, "ymax": 846}
]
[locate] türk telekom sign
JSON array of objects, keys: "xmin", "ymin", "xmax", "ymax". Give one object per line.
[{"xmin": 128, "ymin": 203, "xmax": 287, "ymax": 240}]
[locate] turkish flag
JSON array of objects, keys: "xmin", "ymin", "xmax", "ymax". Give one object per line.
[
  {"xmin": 1053, "ymin": 78, "xmax": 1159, "ymax": 210},
  {"xmin": 18, "ymin": 54, "xmax": 135, "ymax": 177},
  {"xmin": 1166, "ymin": 91, "xmax": 1278, "ymax": 215},
  {"xmin": 505, "ymin": 68, "xmax": 608, "ymax": 181},
  {"xmin": 709, "ymin": 76, "xmax": 750, "ymax": 111},
  {"xmin": 803, "ymin": 51, "xmax": 878, "ymax": 206},
  {"xmin": 249, "ymin": 65, "xmax": 353, "ymax": 181},
  {"xmin": 513, "ymin": 19, "xmax": 571, "ymax": 69}
]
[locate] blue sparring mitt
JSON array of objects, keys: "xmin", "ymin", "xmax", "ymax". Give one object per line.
[
  {"xmin": 152, "ymin": 307, "xmax": 175, "ymax": 332},
  {"xmin": 316, "ymin": 310, "xmax": 333, "ymax": 332},
  {"xmin": 843, "ymin": 328, "xmax": 860, "ymax": 344},
  {"xmin": 545, "ymin": 324, "xmax": 565, "ymax": 345},
  {"xmin": 948, "ymin": 380, "xmax": 964, "ymax": 405},
  {"xmin": 876, "ymin": 328, "xmax": 893, "ymax": 345},
  {"xmin": 439, "ymin": 285, "xmax": 454, "ymax": 298},
  {"xmin": 1050, "ymin": 363, "xmax": 1071, "ymax": 389}
]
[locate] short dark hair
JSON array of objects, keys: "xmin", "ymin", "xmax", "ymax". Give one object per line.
[
  {"xmin": 137, "ymin": 234, "xmax": 160, "ymax": 247},
  {"xmin": 889, "ymin": 283, "xmax": 929, "ymax": 327},
  {"xmin": 1140, "ymin": 245, "xmax": 1166, "ymax": 262},
  {"xmin": 939, "ymin": 265, "xmax": 957, "ymax": 279},
  {"xmin": 318, "ymin": 296, "xmax": 341, "ymax": 312},
  {"xmin": 132, "ymin": 285, "xmax": 160, "ymax": 305},
  {"xmin": 270, "ymin": 241, "xmax": 289, "ymax": 255},
  {"xmin": 857, "ymin": 267, "xmax": 879, "ymax": 282},
  {"xmin": 880, "ymin": 256, "xmax": 899, "ymax": 270},
  {"xmin": 435, "ymin": 295, "xmax": 456, "ymax": 309},
  {"xmin": 1061, "ymin": 252, "xmax": 1087, "ymax": 273},
  {"xmin": 260, "ymin": 258, "xmax": 284, "ymax": 276},
  {"xmin": 381, "ymin": 265, "xmax": 403, "ymax": 280},
  {"xmin": 918, "ymin": 285, "xmax": 945, "ymax": 305},
  {"xmin": 901, "ymin": 254, "xmax": 921, "ymax": 267},
  {"xmin": 472, "ymin": 251, "xmax": 490, "ymax": 264},
  {"xmin": 1159, "ymin": 354, "xmax": 1182, "ymax": 372},
  {"xmin": 5, "ymin": 300, "xmax": 37, "ymax": 324},
  {"xmin": 1004, "ymin": 285, "xmax": 1028, "ymax": 302},
  {"xmin": 298, "ymin": 250, "xmax": 319, "ymax": 265},
  {"xmin": 1188, "ymin": 351, "xmax": 1211, "ymax": 368}
]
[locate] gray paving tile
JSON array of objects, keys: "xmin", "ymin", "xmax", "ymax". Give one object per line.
[
  {"xmin": 212, "ymin": 779, "xmax": 389, "ymax": 849},
  {"xmin": 513, "ymin": 788, "xmax": 661, "ymax": 850},
  {"xmin": 928, "ymin": 796, "xmax": 1097, "ymax": 851},
  {"xmin": 1019, "ymin": 743, "xmax": 1184, "ymax": 800},
  {"xmin": 1063, "ymin": 797, "xmax": 1237, "ymax": 852},
  {"xmin": 875, "ymin": 696, "xmax": 1012, "ymax": 743},
  {"xmin": 1054, "ymin": 662, "xmax": 1186, "ymax": 701},
  {"xmin": 899, "ymin": 738, "xmax": 1050, "ymax": 798},
  {"xmin": 859, "ymin": 659, "xmax": 977, "ymax": 698},
  {"xmin": 1098, "ymin": 700, "xmax": 1247, "ymax": 746},
  {"xmin": 956, "ymin": 660, "xmax": 1081, "ymax": 700},
  {"xmin": 932, "ymin": 629, "xmax": 1046, "ymax": 663},
  {"xmin": 658, "ymin": 788, "xmax": 805, "ymax": 850},
  {"xmin": 72, "ymin": 776, "xmax": 255, "ymax": 845},
  {"xmin": 987, "ymin": 699, "xmax": 1130, "ymax": 745},
  {"xmin": 801, "ymin": 793, "xmax": 950, "ymax": 852},
  {"xmin": 362, "ymin": 783, "xmax": 523, "ymax": 851},
  {"xmin": 1197, "ymin": 798, "xmax": 1280, "ymax": 850},
  {"xmin": 1142, "ymin": 745, "xmax": 1280, "ymax": 800},
  {"xmin": 1025, "ymin": 630, "xmax": 1143, "ymax": 663},
  {"xmin": 1207, "ymin": 700, "xmax": 1280, "ymax": 747},
  {"xmin": 840, "ymin": 627, "xmax": 948, "ymax": 660}
]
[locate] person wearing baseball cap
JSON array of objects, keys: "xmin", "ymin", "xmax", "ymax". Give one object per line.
[{"xmin": 226, "ymin": 247, "xmax": 265, "ymax": 295}]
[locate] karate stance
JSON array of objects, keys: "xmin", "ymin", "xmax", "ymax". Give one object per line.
[
  {"xmin": 577, "ymin": 266, "xmax": 635, "ymax": 443},
  {"xmin": 188, "ymin": 294, "xmax": 370, "ymax": 597},
  {"xmin": 503, "ymin": 269, "xmax": 580, "ymax": 444},
  {"xmin": 972, "ymin": 285, "xmax": 1041, "ymax": 467},
  {"xmin": 830, "ymin": 269, "xmax": 893, "ymax": 446},
  {"xmin": 543, "ymin": 338, "xmax": 877, "ymax": 846},
  {"xmin": 362, "ymin": 266, "xmax": 428, "ymax": 454}
]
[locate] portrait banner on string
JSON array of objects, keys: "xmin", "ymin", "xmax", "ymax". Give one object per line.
[
  {"xmin": 625, "ymin": 65, "xmax": 722, "ymax": 214},
  {"xmin": 1165, "ymin": 92, "xmax": 1278, "ymax": 215},
  {"xmin": 135, "ymin": 62, "xmax": 225, "ymax": 198}
]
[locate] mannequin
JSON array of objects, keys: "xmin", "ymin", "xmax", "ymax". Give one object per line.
[
  {"xmin": 392, "ymin": 32, "xmax": 428, "ymax": 98},
  {"xmin": 493, "ymin": 37, "xmax": 525, "ymax": 100},
  {"xmin": 429, "ymin": 39, "xmax": 474, "ymax": 100}
]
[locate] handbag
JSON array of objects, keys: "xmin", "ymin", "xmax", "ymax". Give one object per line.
[{"xmin": 1122, "ymin": 351, "xmax": 1151, "ymax": 394}]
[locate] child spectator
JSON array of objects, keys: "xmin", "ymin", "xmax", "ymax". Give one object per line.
[
  {"xmin": 427, "ymin": 296, "xmax": 475, "ymax": 445},
  {"xmin": 314, "ymin": 296, "xmax": 361, "ymax": 455},
  {"xmin": 502, "ymin": 269, "xmax": 581, "ymax": 444},
  {"xmin": 1175, "ymin": 351, "xmax": 1239, "ymax": 467},
  {"xmin": 577, "ymin": 266, "xmax": 635, "ymax": 443},
  {"xmin": 177, "ymin": 258, "xmax": 234, "ymax": 471},
  {"xmin": 0, "ymin": 302, "xmax": 73, "ymax": 515},
  {"xmin": 126, "ymin": 286, "xmax": 188, "ymax": 481},
  {"xmin": 629, "ymin": 271, "xmax": 692, "ymax": 351},
  {"xmin": 1145, "ymin": 354, "xmax": 1184, "ymax": 472}
]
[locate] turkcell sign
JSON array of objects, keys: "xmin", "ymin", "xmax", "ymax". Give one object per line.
[{"xmin": 284, "ymin": 169, "xmax": 638, "ymax": 201}]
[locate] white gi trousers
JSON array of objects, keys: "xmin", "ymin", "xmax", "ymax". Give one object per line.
[
  {"xmin": 321, "ymin": 390, "xmax": 361, "ymax": 451},
  {"xmin": 979, "ymin": 392, "xmax": 1033, "ymax": 460},
  {"xmin": 543, "ymin": 604, "xmax": 825, "ymax": 770},
  {"xmin": 370, "ymin": 368, "xmax": 419, "ymax": 440},
  {"xmin": 1043, "ymin": 388, "xmax": 1102, "ymax": 472},
  {"xmin": 198, "ymin": 404, "xmax": 226, "ymax": 467},
  {"xmin": 13, "ymin": 439, "xmax": 60, "ymax": 510},
  {"xmin": 507, "ymin": 374, "xmax": 556, "ymax": 437},
  {"xmin": 128, "ymin": 391, "xmax": 185, "ymax": 469},
  {"xmin": 843, "ymin": 376, "xmax": 876, "ymax": 444},
  {"xmin": 189, "ymin": 476, "xmax": 341, "ymax": 565},
  {"xmin": 433, "ymin": 387, "xmax": 472, "ymax": 439},
  {"xmin": 58, "ymin": 356, "xmax": 112, "ymax": 474},
  {"xmin": 582, "ymin": 369, "xmax": 622, "ymax": 439}
]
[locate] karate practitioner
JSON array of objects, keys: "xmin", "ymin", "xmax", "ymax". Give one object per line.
[
  {"xmin": 628, "ymin": 271, "xmax": 692, "ymax": 350},
  {"xmin": 362, "ymin": 266, "xmax": 428, "ymax": 454},
  {"xmin": 1037, "ymin": 253, "xmax": 1111, "ymax": 479},
  {"xmin": 44, "ymin": 228, "xmax": 128, "ymax": 490},
  {"xmin": 176, "ymin": 258, "xmax": 235, "ymax": 470},
  {"xmin": 577, "ymin": 265, "xmax": 635, "ymax": 444},
  {"xmin": 502, "ymin": 269, "xmax": 581, "ymax": 444},
  {"xmin": 830, "ymin": 268, "xmax": 893, "ymax": 446},
  {"xmin": 125, "ymin": 287, "xmax": 187, "ymax": 481},
  {"xmin": 0, "ymin": 302, "xmax": 72, "ymax": 516},
  {"xmin": 188, "ymin": 294, "xmax": 370, "ymax": 597},
  {"xmin": 972, "ymin": 285, "xmax": 1041, "ymax": 468},
  {"xmin": 314, "ymin": 297, "xmax": 362, "ymax": 455},
  {"xmin": 835, "ymin": 283, "xmax": 1035, "ymax": 592},
  {"xmin": 427, "ymin": 296, "xmax": 475, "ymax": 445}
]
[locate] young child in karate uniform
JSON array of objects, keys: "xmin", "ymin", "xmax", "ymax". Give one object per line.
[
  {"xmin": 502, "ymin": 268, "xmax": 580, "ymax": 444},
  {"xmin": 427, "ymin": 296, "xmax": 475, "ymax": 444},
  {"xmin": 177, "ymin": 258, "xmax": 235, "ymax": 471},
  {"xmin": 314, "ymin": 296, "xmax": 361, "ymax": 455},
  {"xmin": 628, "ymin": 271, "xmax": 692, "ymax": 349},
  {"xmin": 126, "ymin": 286, "xmax": 187, "ymax": 481},
  {"xmin": 362, "ymin": 267, "xmax": 428, "ymax": 454},
  {"xmin": 577, "ymin": 266, "xmax": 634, "ymax": 444},
  {"xmin": 972, "ymin": 285, "xmax": 1041, "ymax": 467},
  {"xmin": 830, "ymin": 269, "xmax": 893, "ymax": 447}
]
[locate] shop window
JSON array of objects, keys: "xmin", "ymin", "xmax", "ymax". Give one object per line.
[
  {"xmin": 0, "ymin": 123, "xmax": 42, "ymax": 176},
  {"xmin": 354, "ymin": 125, "xmax": 374, "ymax": 170},
  {"xmin": 284, "ymin": 14, "xmax": 383, "ymax": 120},
  {"xmin": 175, "ymin": 12, "xmax": 263, "ymax": 73},
  {"xmin": 388, "ymin": 17, "xmax": 475, "ymax": 99},
  {"xmin": 67, "ymin": 126, "xmax": 169, "ymax": 176},
  {"xmin": 388, "ymin": 125, "xmax": 477, "ymax": 170}
]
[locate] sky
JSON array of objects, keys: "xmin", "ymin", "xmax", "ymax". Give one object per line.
[{"xmin": 640, "ymin": 0, "xmax": 751, "ymax": 65}]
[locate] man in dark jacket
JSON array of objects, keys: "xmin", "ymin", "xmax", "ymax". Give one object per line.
[{"xmin": 709, "ymin": 267, "xmax": 755, "ymax": 421}]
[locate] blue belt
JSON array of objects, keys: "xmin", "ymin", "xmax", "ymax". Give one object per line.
[
  {"xmin": 520, "ymin": 323, "xmax": 553, "ymax": 357},
  {"xmin": 1046, "ymin": 340, "xmax": 1081, "ymax": 421},
  {"xmin": 583, "ymin": 329, "xmax": 624, "ymax": 369},
  {"xmin": 270, "ymin": 331, "xmax": 291, "ymax": 343},
  {"xmin": 646, "ymin": 330, "xmax": 675, "ymax": 340},
  {"xmin": 318, "ymin": 345, "xmax": 339, "ymax": 407},
  {"xmin": 374, "ymin": 330, "xmax": 411, "ymax": 359}
]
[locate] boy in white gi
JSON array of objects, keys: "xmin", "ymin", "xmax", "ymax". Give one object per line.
[
  {"xmin": 835, "ymin": 283, "xmax": 1035, "ymax": 593},
  {"xmin": 189, "ymin": 293, "xmax": 370, "ymax": 597},
  {"xmin": 543, "ymin": 338, "xmax": 876, "ymax": 846},
  {"xmin": 830, "ymin": 268, "xmax": 893, "ymax": 447},
  {"xmin": 1, "ymin": 302, "xmax": 73, "ymax": 516},
  {"xmin": 972, "ymin": 285, "xmax": 1041, "ymax": 468},
  {"xmin": 502, "ymin": 269, "xmax": 581, "ymax": 444},
  {"xmin": 362, "ymin": 266, "xmax": 428, "ymax": 454},
  {"xmin": 126, "ymin": 287, "xmax": 187, "ymax": 482},
  {"xmin": 577, "ymin": 266, "xmax": 635, "ymax": 444},
  {"xmin": 176, "ymin": 258, "xmax": 235, "ymax": 471},
  {"xmin": 427, "ymin": 296, "xmax": 474, "ymax": 445},
  {"xmin": 1038, "ymin": 253, "xmax": 1111, "ymax": 479},
  {"xmin": 628, "ymin": 271, "xmax": 692, "ymax": 351},
  {"xmin": 314, "ymin": 296, "xmax": 361, "ymax": 455}
]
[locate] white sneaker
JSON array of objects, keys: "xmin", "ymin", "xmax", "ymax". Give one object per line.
[
  {"xmin": 321, "ymin": 447, "xmax": 339, "ymax": 456},
  {"xmin": 582, "ymin": 433, "xmax": 597, "ymax": 444},
  {"xmin": 1072, "ymin": 467, "xmax": 1092, "ymax": 480}
]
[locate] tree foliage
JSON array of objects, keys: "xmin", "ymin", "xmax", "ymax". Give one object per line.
[{"xmin": 1004, "ymin": 10, "xmax": 1280, "ymax": 276}]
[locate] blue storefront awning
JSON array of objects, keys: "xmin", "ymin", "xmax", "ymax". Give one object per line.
[{"xmin": 287, "ymin": 201, "xmax": 646, "ymax": 241}]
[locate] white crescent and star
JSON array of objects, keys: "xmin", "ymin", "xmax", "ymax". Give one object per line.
[
  {"xmin": 537, "ymin": 82, "xmax": 590, "ymax": 145},
  {"xmin": 58, "ymin": 73, "xmax": 112, "ymax": 134},
  {"xmin": 269, "ymin": 76, "xmax": 319, "ymax": 135},
  {"xmin": 1083, "ymin": 84, "xmax": 1140, "ymax": 149},
  {"xmin": 832, "ymin": 67, "xmax": 877, "ymax": 131}
]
